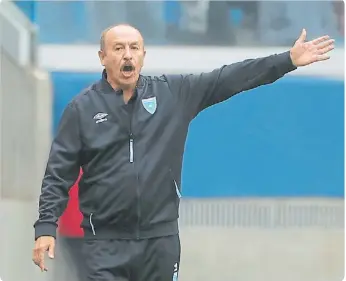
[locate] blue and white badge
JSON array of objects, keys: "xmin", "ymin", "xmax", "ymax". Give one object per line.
[{"xmin": 142, "ymin": 97, "xmax": 157, "ymax": 115}]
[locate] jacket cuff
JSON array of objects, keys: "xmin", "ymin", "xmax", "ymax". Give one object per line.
[
  {"xmin": 34, "ymin": 222, "xmax": 57, "ymax": 240},
  {"xmin": 276, "ymin": 51, "xmax": 297, "ymax": 74}
]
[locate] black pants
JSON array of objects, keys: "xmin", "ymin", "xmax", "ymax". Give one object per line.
[{"xmin": 82, "ymin": 234, "xmax": 181, "ymax": 281}]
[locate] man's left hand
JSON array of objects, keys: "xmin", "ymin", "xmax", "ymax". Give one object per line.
[{"xmin": 290, "ymin": 29, "xmax": 335, "ymax": 67}]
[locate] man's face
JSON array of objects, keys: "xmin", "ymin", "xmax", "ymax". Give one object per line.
[{"xmin": 99, "ymin": 26, "xmax": 146, "ymax": 89}]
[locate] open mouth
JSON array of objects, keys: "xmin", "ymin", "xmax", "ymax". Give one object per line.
[
  {"xmin": 121, "ymin": 64, "xmax": 135, "ymax": 77},
  {"xmin": 122, "ymin": 65, "xmax": 134, "ymax": 72}
]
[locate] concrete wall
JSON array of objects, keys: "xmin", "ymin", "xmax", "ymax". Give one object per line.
[
  {"xmin": 178, "ymin": 198, "xmax": 344, "ymax": 281},
  {"xmin": 0, "ymin": 47, "xmax": 53, "ymax": 281},
  {"xmin": 180, "ymin": 225, "xmax": 343, "ymax": 281}
]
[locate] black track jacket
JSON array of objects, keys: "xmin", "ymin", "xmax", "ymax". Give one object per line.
[{"xmin": 34, "ymin": 51, "xmax": 297, "ymax": 240}]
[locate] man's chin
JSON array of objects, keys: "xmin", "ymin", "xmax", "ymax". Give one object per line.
[
  {"xmin": 120, "ymin": 71, "xmax": 139, "ymax": 83},
  {"xmin": 119, "ymin": 76, "xmax": 138, "ymax": 90}
]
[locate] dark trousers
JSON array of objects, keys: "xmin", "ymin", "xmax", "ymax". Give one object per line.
[{"xmin": 82, "ymin": 234, "xmax": 181, "ymax": 281}]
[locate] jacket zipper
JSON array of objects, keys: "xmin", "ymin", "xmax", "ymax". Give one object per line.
[
  {"xmin": 128, "ymin": 96, "xmax": 141, "ymax": 239},
  {"xmin": 129, "ymin": 134, "xmax": 134, "ymax": 163}
]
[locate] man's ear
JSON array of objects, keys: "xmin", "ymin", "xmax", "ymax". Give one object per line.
[
  {"xmin": 140, "ymin": 50, "xmax": 146, "ymax": 68},
  {"xmin": 98, "ymin": 50, "xmax": 105, "ymax": 66},
  {"xmin": 142, "ymin": 50, "xmax": 146, "ymax": 66}
]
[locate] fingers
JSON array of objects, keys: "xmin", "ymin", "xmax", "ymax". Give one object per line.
[
  {"xmin": 48, "ymin": 242, "xmax": 55, "ymax": 259},
  {"xmin": 39, "ymin": 251, "xmax": 47, "ymax": 272},
  {"xmin": 311, "ymin": 38, "xmax": 334, "ymax": 56},
  {"xmin": 32, "ymin": 247, "xmax": 47, "ymax": 272},
  {"xmin": 311, "ymin": 35, "xmax": 330, "ymax": 45},
  {"xmin": 297, "ymin": 28, "xmax": 307, "ymax": 43},
  {"xmin": 308, "ymin": 37, "xmax": 334, "ymax": 58},
  {"xmin": 310, "ymin": 54, "xmax": 331, "ymax": 63},
  {"xmin": 317, "ymin": 43, "xmax": 335, "ymax": 55},
  {"xmin": 316, "ymin": 39, "xmax": 335, "ymax": 50},
  {"xmin": 316, "ymin": 54, "xmax": 331, "ymax": 61}
]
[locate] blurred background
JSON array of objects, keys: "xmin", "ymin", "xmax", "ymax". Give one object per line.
[{"xmin": 0, "ymin": 1, "xmax": 344, "ymax": 281}]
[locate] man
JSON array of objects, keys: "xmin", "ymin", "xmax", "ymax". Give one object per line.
[{"xmin": 32, "ymin": 24, "xmax": 334, "ymax": 281}]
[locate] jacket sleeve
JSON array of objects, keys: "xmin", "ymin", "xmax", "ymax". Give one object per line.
[
  {"xmin": 166, "ymin": 51, "xmax": 297, "ymax": 120},
  {"xmin": 33, "ymin": 101, "xmax": 82, "ymax": 240}
]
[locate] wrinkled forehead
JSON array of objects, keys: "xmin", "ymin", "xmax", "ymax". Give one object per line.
[{"xmin": 105, "ymin": 27, "xmax": 144, "ymax": 46}]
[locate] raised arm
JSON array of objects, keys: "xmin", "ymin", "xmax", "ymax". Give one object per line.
[{"xmin": 166, "ymin": 29, "xmax": 334, "ymax": 120}]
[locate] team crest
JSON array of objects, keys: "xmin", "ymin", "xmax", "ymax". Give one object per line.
[{"xmin": 142, "ymin": 97, "xmax": 157, "ymax": 114}]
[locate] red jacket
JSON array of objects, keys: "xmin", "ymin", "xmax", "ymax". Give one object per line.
[{"xmin": 58, "ymin": 170, "xmax": 84, "ymax": 237}]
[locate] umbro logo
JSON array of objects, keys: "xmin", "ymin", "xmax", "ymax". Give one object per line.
[{"xmin": 93, "ymin": 112, "xmax": 108, "ymax": 123}]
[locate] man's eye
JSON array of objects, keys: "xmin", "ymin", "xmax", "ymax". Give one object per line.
[
  {"xmin": 132, "ymin": 46, "xmax": 139, "ymax": 50},
  {"xmin": 115, "ymin": 47, "xmax": 123, "ymax": 51}
]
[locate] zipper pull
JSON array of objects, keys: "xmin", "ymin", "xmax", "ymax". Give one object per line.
[
  {"xmin": 129, "ymin": 134, "xmax": 134, "ymax": 163},
  {"xmin": 89, "ymin": 213, "xmax": 96, "ymax": 235}
]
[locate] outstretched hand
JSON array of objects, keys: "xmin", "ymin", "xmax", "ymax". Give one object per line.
[{"xmin": 290, "ymin": 29, "xmax": 335, "ymax": 67}]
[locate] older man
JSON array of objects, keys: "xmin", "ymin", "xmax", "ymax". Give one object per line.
[{"xmin": 33, "ymin": 24, "xmax": 334, "ymax": 281}]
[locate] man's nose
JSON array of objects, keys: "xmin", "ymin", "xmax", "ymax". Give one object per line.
[{"xmin": 124, "ymin": 47, "xmax": 132, "ymax": 59}]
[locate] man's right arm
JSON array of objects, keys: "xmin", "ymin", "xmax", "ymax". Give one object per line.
[{"xmin": 34, "ymin": 101, "xmax": 82, "ymax": 240}]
